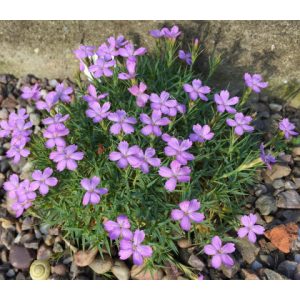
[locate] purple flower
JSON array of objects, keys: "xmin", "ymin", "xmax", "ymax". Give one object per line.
[
  {"xmin": 178, "ymin": 50, "xmax": 192, "ymax": 65},
  {"xmin": 83, "ymin": 84, "xmax": 108, "ymax": 104},
  {"xmin": 21, "ymin": 84, "xmax": 41, "ymax": 101},
  {"xmin": 108, "ymin": 110, "xmax": 137, "ymax": 135},
  {"xmin": 150, "ymin": 92, "xmax": 178, "ymax": 117},
  {"xmin": 189, "ymin": 124, "xmax": 214, "ymax": 143},
  {"xmin": 0, "ymin": 119, "xmax": 15, "ymax": 138},
  {"xmin": 204, "ymin": 236, "xmax": 235, "ymax": 269},
  {"xmin": 237, "ymin": 213, "xmax": 265, "ymax": 243},
  {"xmin": 97, "ymin": 42, "xmax": 119, "ymax": 61},
  {"xmin": 107, "ymin": 35, "xmax": 128, "ymax": 49},
  {"xmin": 16, "ymin": 179, "xmax": 38, "ymax": 203},
  {"xmin": 43, "ymin": 124, "xmax": 69, "ymax": 149},
  {"xmin": 118, "ymin": 58, "xmax": 136, "ymax": 80},
  {"xmin": 260, "ymin": 143, "xmax": 276, "ymax": 170},
  {"xmin": 198, "ymin": 274, "xmax": 204, "ymax": 280},
  {"xmin": 214, "ymin": 90, "xmax": 239, "ymax": 114},
  {"xmin": 137, "ymin": 147, "xmax": 161, "ymax": 174},
  {"xmin": 80, "ymin": 176, "xmax": 108, "ymax": 205},
  {"xmin": 52, "ymin": 83, "xmax": 73, "ymax": 103},
  {"xmin": 159, "ymin": 160, "xmax": 191, "ymax": 191},
  {"xmin": 89, "ymin": 58, "xmax": 115, "ymax": 78},
  {"xmin": 244, "ymin": 73, "xmax": 268, "ymax": 93},
  {"xmin": 171, "ymin": 199, "xmax": 205, "ymax": 231},
  {"xmin": 183, "ymin": 79, "xmax": 211, "ymax": 101},
  {"xmin": 279, "ymin": 118, "xmax": 298, "ymax": 140},
  {"xmin": 140, "ymin": 110, "xmax": 170, "ymax": 137},
  {"xmin": 73, "ymin": 45, "xmax": 95, "ymax": 59},
  {"xmin": 164, "ymin": 138, "xmax": 194, "ymax": 165},
  {"xmin": 86, "ymin": 101, "xmax": 111, "ymax": 123},
  {"xmin": 109, "ymin": 141, "xmax": 141, "ymax": 169},
  {"xmin": 50, "ymin": 145, "xmax": 84, "ymax": 172},
  {"xmin": 104, "ymin": 215, "xmax": 132, "ymax": 240},
  {"xmin": 32, "ymin": 167, "xmax": 58, "ymax": 195},
  {"xmin": 118, "ymin": 43, "xmax": 147, "ymax": 60},
  {"xmin": 36, "ymin": 92, "xmax": 57, "ymax": 112},
  {"xmin": 119, "ymin": 230, "xmax": 152, "ymax": 266},
  {"xmin": 6, "ymin": 141, "xmax": 30, "ymax": 164},
  {"xmin": 128, "ymin": 82, "xmax": 150, "ymax": 108},
  {"xmin": 42, "ymin": 114, "xmax": 69, "ymax": 126},
  {"xmin": 3, "ymin": 174, "xmax": 20, "ymax": 199},
  {"xmin": 226, "ymin": 113, "xmax": 254, "ymax": 136},
  {"xmin": 149, "ymin": 29, "xmax": 164, "ymax": 38},
  {"xmin": 161, "ymin": 26, "xmax": 181, "ymax": 40}
]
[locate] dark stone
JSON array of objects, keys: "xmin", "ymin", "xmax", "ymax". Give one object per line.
[
  {"xmin": 277, "ymin": 260, "xmax": 298, "ymax": 278},
  {"xmin": 9, "ymin": 245, "xmax": 34, "ymax": 270}
]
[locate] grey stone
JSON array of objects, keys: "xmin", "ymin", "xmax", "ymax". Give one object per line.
[
  {"xmin": 281, "ymin": 210, "xmax": 300, "ymax": 223},
  {"xmin": 37, "ymin": 244, "xmax": 53, "ymax": 260},
  {"xmin": 6, "ymin": 269, "xmax": 16, "ymax": 278},
  {"xmin": 269, "ymin": 103, "xmax": 282, "ymax": 112},
  {"xmin": 277, "ymin": 260, "xmax": 298, "ymax": 278},
  {"xmin": 187, "ymin": 254, "xmax": 205, "ymax": 271},
  {"xmin": 251, "ymin": 260, "xmax": 263, "ymax": 271},
  {"xmin": 9, "ymin": 245, "xmax": 34, "ymax": 270},
  {"xmin": 254, "ymin": 184, "xmax": 268, "ymax": 197},
  {"xmin": 88, "ymin": 256, "xmax": 113, "ymax": 275},
  {"xmin": 255, "ymin": 195, "xmax": 277, "ymax": 215},
  {"xmin": 277, "ymin": 190, "xmax": 300, "ymax": 209},
  {"xmin": 259, "ymin": 254, "xmax": 275, "ymax": 268},
  {"xmin": 221, "ymin": 261, "xmax": 240, "ymax": 279},
  {"xmin": 236, "ymin": 239, "xmax": 260, "ymax": 264},
  {"xmin": 111, "ymin": 260, "xmax": 130, "ymax": 280},
  {"xmin": 284, "ymin": 181, "xmax": 297, "ymax": 190},
  {"xmin": 29, "ymin": 113, "xmax": 40, "ymax": 126},
  {"xmin": 264, "ymin": 164, "xmax": 291, "ymax": 181},
  {"xmin": 272, "ymin": 179, "xmax": 285, "ymax": 189},
  {"xmin": 16, "ymin": 272, "xmax": 26, "ymax": 280},
  {"xmin": 261, "ymin": 268, "xmax": 286, "ymax": 280},
  {"xmin": 294, "ymin": 254, "xmax": 300, "ymax": 264}
]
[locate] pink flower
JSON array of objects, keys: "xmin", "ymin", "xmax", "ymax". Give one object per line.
[
  {"xmin": 214, "ymin": 90, "xmax": 239, "ymax": 114},
  {"xmin": 108, "ymin": 110, "xmax": 137, "ymax": 135},
  {"xmin": 244, "ymin": 73, "xmax": 268, "ymax": 93},
  {"xmin": 104, "ymin": 215, "xmax": 132, "ymax": 240},
  {"xmin": 140, "ymin": 110, "xmax": 170, "ymax": 137},
  {"xmin": 171, "ymin": 199, "xmax": 205, "ymax": 231},
  {"xmin": 237, "ymin": 213, "xmax": 264, "ymax": 243},
  {"xmin": 80, "ymin": 176, "xmax": 108, "ymax": 205},
  {"xmin": 226, "ymin": 113, "xmax": 254, "ymax": 136},
  {"xmin": 204, "ymin": 236, "xmax": 235, "ymax": 269},
  {"xmin": 279, "ymin": 118, "xmax": 298, "ymax": 140},
  {"xmin": 128, "ymin": 82, "xmax": 150, "ymax": 108},
  {"xmin": 32, "ymin": 167, "xmax": 58, "ymax": 195},
  {"xmin": 183, "ymin": 79, "xmax": 211, "ymax": 101},
  {"xmin": 164, "ymin": 138, "xmax": 194, "ymax": 165},
  {"xmin": 189, "ymin": 124, "xmax": 214, "ymax": 143}
]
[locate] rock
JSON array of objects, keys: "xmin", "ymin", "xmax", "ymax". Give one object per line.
[
  {"xmin": 111, "ymin": 260, "xmax": 130, "ymax": 280},
  {"xmin": 177, "ymin": 238, "xmax": 192, "ymax": 249},
  {"xmin": 6, "ymin": 269, "xmax": 16, "ymax": 278},
  {"xmin": 20, "ymin": 161, "xmax": 33, "ymax": 180},
  {"xmin": 277, "ymin": 190, "xmax": 300, "ymax": 209},
  {"xmin": 259, "ymin": 254, "xmax": 275, "ymax": 268},
  {"xmin": 264, "ymin": 223, "xmax": 298, "ymax": 253},
  {"xmin": 293, "ymin": 177, "xmax": 300, "ymax": 189},
  {"xmin": 0, "ymin": 173, "xmax": 5, "ymax": 187},
  {"xmin": 281, "ymin": 210, "xmax": 300, "ymax": 223},
  {"xmin": 0, "ymin": 108, "xmax": 8, "ymax": 119},
  {"xmin": 269, "ymin": 103, "xmax": 282, "ymax": 112},
  {"xmin": 39, "ymin": 224, "xmax": 50, "ymax": 235},
  {"xmin": 16, "ymin": 272, "xmax": 26, "ymax": 280},
  {"xmin": 221, "ymin": 261, "xmax": 239, "ymax": 279},
  {"xmin": 236, "ymin": 239, "xmax": 259, "ymax": 264},
  {"xmin": 53, "ymin": 242, "xmax": 64, "ymax": 253},
  {"xmin": 44, "ymin": 235, "xmax": 55, "ymax": 246},
  {"xmin": 255, "ymin": 195, "xmax": 277, "ymax": 215},
  {"xmin": 51, "ymin": 264, "xmax": 67, "ymax": 276},
  {"xmin": 284, "ymin": 181, "xmax": 297, "ymax": 190},
  {"xmin": 187, "ymin": 254, "xmax": 205, "ymax": 271},
  {"xmin": 0, "ymin": 229, "xmax": 14, "ymax": 249},
  {"xmin": 37, "ymin": 244, "xmax": 53, "ymax": 260},
  {"xmin": 264, "ymin": 164, "xmax": 291, "ymax": 181},
  {"xmin": 261, "ymin": 268, "xmax": 286, "ymax": 280},
  {"xmin": 20, "ymin": 232, "xmax": 35, "ymax": 244},
  {"xmin": 263, "ymin": 215, "xmax": 274, "ymax": 223},
  {"xmin": 9, "ymin": 245, "xmax": 34, "ymax": 270},
  {"xmin": 292, "ymin": 147, "xmax": 300, "ymax": 156},
  {"xmin": 241, "ymin": 269, "xmax": 260, "ymax": 280},
  {"xmin": 272, "ymin": 179, "xmax": 285, "ymax": 189},
  {"xmin": 131, "ymin": 264, "xmax": 164, "ymax": 280},
  {"xmin": 251, "ymin": 260, "xmax": 263, "ymax": 271},
  {"xmin": 277, "ymin": 260, "xmax": 298, "ymax": 278},
  {"xmin": 21, "ymin": 217, "xmax": 34, "ymax": 231},
  {"xmin": 254, "ymin": 184, "xmax": 268, "ymax": 197},
  {"xmin": 74, "ymin": 247, "xmax": 98, "ymax": 267},
  {"xmin": 88, "ymin": 255, "xmax": 113, "ymax": 275},
  {"xmin": 24, "ymin": 242, "xmax": 39, "ymax": 249},
  {"xmin": 29, "ymin": 113, "xmax": 40, "ymax": 126}
]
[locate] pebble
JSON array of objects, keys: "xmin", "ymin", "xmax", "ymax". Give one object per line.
[
  {"xmin": 251, "ymin": 260, "xmax": 263, "ymax": 271},
  {"xmin": 277, "ymin": 190, "xmax": 300, "ymax": 209},
  {"xmin": 221, "ymin": 261, "xmax": 239, "ymax": 279},
  {"xmin": 261, "ymin": 268, "xmax": 286, "ymax": 280},
  {"xmin": 264, "ymin": 164, "xmax": 291, "ymax": 181},
  {"xmin": 88, "ymin": 256, "xmax": 113, "ymax": 275},
  {"xmin": 277, "ymin": 260, "xmax": 298, "ymax": 278},
  {"xmin": 29, "ymin": 113, "xmax": 40, "ymax": 126},
  {"xmin": 241, "ymin": 269, "xmax": 260, "ymax": 280},
  {"xmin": 51, "ymin": 264, "xmax": 67, "ymax": 277},
  {"xmin": 111, "ymin": 260, "xmax": 130, "ymax": 280},
  {"xmin": 9, "ymin": 245, "xmax": 34, "ymax": 270},
  {"xmin": 6, "ymin": 269, "xmax": 15, "ymax": 278},
  {"xmin": 131, "ymin": 264, "xmax": 164, "ymax": 280},
  {"xmin": 254, "ymin": 184, "xmax": 268, "ymax": 197},
  {"xmin": 255, "ymin": 195, "xmax": 277, "ymax": 215},
  {"xmin": 24, "ymin": 242, "xmax": 39, "ymax": 250},
  {"xmin": 0, "ymin": 108, "xmax": 8, "ymax": 119},
  {"xmin": 37, "ymin": 244, "xmax": 53, "ymax": 260},
  {"xmin": 39, "ymin": 224, "xmax": 50, "ymax": 235},
  {"xmin": 272, "ymin": 179, "xmax": 285, "ymax": 189},
  {"xmin": 74, "ymin": 247, "xmax": 98, "ymax": 267},
  {"xmin": 16, "ymin": 272, "xmax": 26, "ymax": 280},
  {"xmin": 20, "ymin": 232, "xmax": 35, "ymax": 244},
  {"xmin": 177, "ymin": 238, "xmax": 192, "ymax": 249},
  {"xmin": 269, "ymin": 103, "xmax": 282, "ymax": 112},
  {"xmin": 187, "ymin": 254, "xmax": 205, "ymax": 271},
  {"xmin": 236, "ymin": 239, "xmax": 259, "ymax": 264},
  {"xmin": 259, "ymin": 254, "xmax": 275, "ymax": 268},
  {"xmin": 21, "ymin": 217, "xmax": 34, "ymax": 231},
  {"xmin": 53, "ymin": 242, "xmax": 64, "ymax": 253},
  {"xmin": 44, "ymin": 235, "xmax": 55, "ymax": 246},
  {"xmin": 284, "ymin": 180, "xmax": 297, "ymax": 190},
  {"xmin": 292, "ymin": 147, "xmax": 300, "ymax": 156}
]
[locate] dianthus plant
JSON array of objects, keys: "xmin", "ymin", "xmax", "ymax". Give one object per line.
[{"xmin": 2, "ymin": 26, "xmax": 295, "ymax": 277}]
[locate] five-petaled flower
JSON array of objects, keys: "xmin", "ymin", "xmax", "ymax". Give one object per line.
[
  {"xmin": 128, "ymin": 82, "xmax": 150, "ymax": 108},
  {"xmin": 178, "ymin": 50, "xmax": 192, "ymax": 65},
  {"xmin": 183, "ymin": 79, "xmax": 211, "ymax": 101},
  {"xmin": 74, "ymin": 45, "xmax": 95, "ymax": 59},
  {"xmin": 108, "ymin": 110, "xmax": 137, "ymax": 135},
  {"xmin": 89, "ymin": 58, "xmax": 116, "ymax": 78},
  {"xmin": 109, "ymin": 141, "xmax": 141, "ymax": 169},
  {"xmin": 244, "ymin": 73, "xmax": 268, "ymax": 93},
  {"xmin": 83, "ymin": 84, "xmax": 108, "ymax": 104},
  {"xmin": 237, "ymin": 213, "xmax": 265, "ymax": 243},
  {"xmin": 189, "ymin": 124, "xmax": 214, "ymax": 143},
  {"xmin": 159, "ymin": 160, "xmax": 191, "ymax": 191},
  {"xmin": 164, "ymin": 138, "xmax": 194, "ymax": 165},
  {"xmin": 32, "ymin": 167, "xmax": 58, "ymax": 195},
  {"xmin": 86, "ymin": 101, "xmax": 111, "ymax": 123},
  {"xmin": 204, "ymin": 236, "xmax": 235, "ymax": 269},
  {"xmin": 137, "ymin": 147, "xmax": 161, "ymax": 174},
  {"xmin": 80, "ymin": 176, "xmax": 108, "ymax": 205},
  {"xmin": 279, "ymin": 118, "xmax": 298, "ymax": 140},
  {"xmin": 171, "ymin": 199, "xmax": 205, "ymax": 231},
  {"xmin": 214, "ymin": 90, "xmax": 239, "ymax": 114},
  {"xmin": 104, "ymin": 215, "xmax": 132, "ymax": 240},
  {"xmin": 119, "ymin": 229, "xmax": 153, "ymax": 266},
  {"xmin": 21, "ymin": 84, "xmax": 41, "ymax": 101},
  {"xmin": 150, "ymin": 91, "xmax": 178, "ymax": 117},
  {"xmin": 226, "ymin": 112, "xmax": 254, "ymax": 136},
  {"xmin": 118, "ymin": 43, "xmax": 147, "ymax": 60}
]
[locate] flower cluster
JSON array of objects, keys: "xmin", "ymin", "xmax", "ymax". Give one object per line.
[
  {"xmin": 104, "ymin": 216, "xmax": 152, "ymax": 266},
  {"xmin": 0, "ymin": 108, "xmax": 32, "ymax": 164}
]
